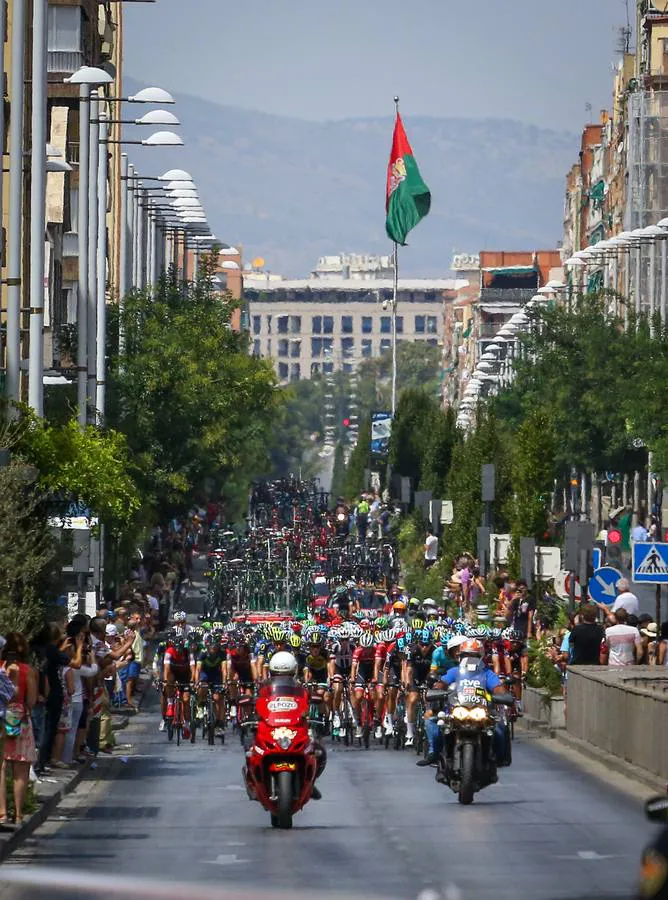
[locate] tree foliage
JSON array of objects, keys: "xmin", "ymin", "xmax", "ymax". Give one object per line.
[{"xmin": 106, "ymin": 265, "xmax": 279, "ymax": 518}]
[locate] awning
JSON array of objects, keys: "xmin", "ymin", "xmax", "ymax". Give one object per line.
[{"xmin": 482, "ymin": 266, "xmax": 536, "ymax": 275}]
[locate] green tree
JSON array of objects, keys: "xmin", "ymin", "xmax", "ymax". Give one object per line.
[
  {"xmin": 356, "ymin": 341, "xmax": 441, "ymax": 421},
  {"xmin": 389, "ymin": 389, "xmax": 441, "ymax": 490},
  {"xmin": 0, "ymin": 463, "xmax": 58, "ymax": 636},
  {"xmin": 344, "ymin": 416, "xmax": 371, "ymax": 498},
  {"xmin": 421, "ymin": 406, "xmax": 458, "ymax": 497},
  {"xmin": 330, "ymin": 442, "xmax": 346, "ymax": 501},
  {"xmin": 107, "ymin": 266, "xmax": 279, "ymax": 519}
]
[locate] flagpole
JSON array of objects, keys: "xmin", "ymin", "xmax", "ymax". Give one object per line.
[
  {"xmin": 391, "ymin": 240, "xmax": 398, "ymax": 416},
  {"xmin": 391, "ymin": 96, "xmax": 400, "ymax": 418}
]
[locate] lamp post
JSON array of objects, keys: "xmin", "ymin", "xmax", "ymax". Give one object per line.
[
  {"xmin": 6, "ymin": 0, "xmax": 27, "ymax": 406},
  {"xmin": 95, "ymin": 112, "xmax": 109, "ymax": 421},
  {"xmin": 64, "ymin": 66, "xmax": 113, "ymax": 427}
]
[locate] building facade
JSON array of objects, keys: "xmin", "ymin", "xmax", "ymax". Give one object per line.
[{"xmin": 246, "ymin": 278, "xmax": 457, "ymax": 383}]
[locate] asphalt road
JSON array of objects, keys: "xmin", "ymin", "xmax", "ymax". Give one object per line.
[{"xmin": 0, "ymin": 680, "xmax": 656, "ymax": 900}]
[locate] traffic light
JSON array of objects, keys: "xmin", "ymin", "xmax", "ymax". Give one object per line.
[
  {"xmin": 342, "ymin": 418, "xmax": 350, "ymax": 427},
  {"xmin": 606, "ymin": 527, "xmax": 623, "ymax": 566}
]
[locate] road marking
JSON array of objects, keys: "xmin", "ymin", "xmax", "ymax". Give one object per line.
[
  {"xmin": 202, "ymin": 854, "xmax": 249, "ymax": 865},
  {"xmin": 223, "ymin": 784, "xmax": 245, "ymax": 791},
  {"xmin": 225, "ymin": 841, "xmax": 247, "ymax": 847},
  {"xmin": 558, "ymin": 851, "xmax": 617, "ymax": 861}
]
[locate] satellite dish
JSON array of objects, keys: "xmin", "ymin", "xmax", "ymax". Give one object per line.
[{"xmin": 252, "ymin": 257, "xmax": 265, "ymax": 269}]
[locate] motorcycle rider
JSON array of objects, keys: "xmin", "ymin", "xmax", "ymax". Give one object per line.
[
  {"xmin": 417, "ymin": 639, "xmax": 508, "ymax": 770},
  {"xmin": 249, "ymin": 651, "xmax": 325, "ymax": 799}
]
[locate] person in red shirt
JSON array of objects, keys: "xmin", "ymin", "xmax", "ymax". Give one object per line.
[{"xmin": 349, "ymin": 633, "xmax": 385, "ymax": 739}]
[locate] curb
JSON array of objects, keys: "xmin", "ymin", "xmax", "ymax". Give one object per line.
[
  {"xmin": 551, "ymin": 729, "xmax": 667, "ymax": 793},
  {"xmin": 0, "ymin": 764, "xmax": 88, "ymax": 863}
]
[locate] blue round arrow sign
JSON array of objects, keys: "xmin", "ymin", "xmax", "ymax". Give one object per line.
[{"xmin": 587, "ymin": 566, "xmax": 622, "ymax": 605}]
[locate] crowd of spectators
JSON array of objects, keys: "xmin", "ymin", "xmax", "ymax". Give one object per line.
[{"xmin": 0, "ymin": 514, "xmax": 205, "ymax": 828}]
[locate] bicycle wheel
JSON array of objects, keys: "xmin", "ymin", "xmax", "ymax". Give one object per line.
[{"xmin": 167, "ymin": 719, "xmax": 174, "ymax": 742}]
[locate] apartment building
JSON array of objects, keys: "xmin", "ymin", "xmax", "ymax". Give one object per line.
[{"xmin": 245, "ymin": 276, "xmax": 457, "ymax": 383}]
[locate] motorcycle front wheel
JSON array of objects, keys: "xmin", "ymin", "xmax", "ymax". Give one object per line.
[
  {"xmin": 275, "ymin": 770, "xmax": 293, "ymax": 829},
  {"xmin": 458, "ymin": 742, "xmax": 475, "ymax": 805}
]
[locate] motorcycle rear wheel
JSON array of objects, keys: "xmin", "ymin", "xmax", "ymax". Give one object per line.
[
  {"xmin": 276, "ymin": 770, "xmax": 293, "ymax": 829},
  {"xmin": 458, "ymin": 742, "xmax": 475, "ymax": 805}
]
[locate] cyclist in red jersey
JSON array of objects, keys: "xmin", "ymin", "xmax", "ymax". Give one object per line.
[{"xmin": 349, "ymin": 633, "xmax": 384, "ymax": 739}]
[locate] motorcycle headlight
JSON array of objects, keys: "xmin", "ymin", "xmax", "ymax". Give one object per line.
[
  {"xmin": 452, "ymin": 706, "xmax": 470, "ymax": 720},
  {"xmin": 469, "ymin": 707, "xmax": 488, "ymax": 721},
  {"xmin": 337, "ymin": 513, "xmax": 345, "ymax": 522}
]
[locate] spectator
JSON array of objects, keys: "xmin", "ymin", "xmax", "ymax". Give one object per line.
[
  {"xmin": 0, "ymin": 633, "xmax": 37, "ymax": 825},
  {"xmin": 63, "ymin": 632, "xmax": 97, "ymax": 766},
  {"xmin": 424, "ymin": 527, "xmax": 439, "ymax": 570},
  {"xmin": 597, "ymin": 578, "xmax": 640, "ymax": 619},
  {"xmin": 640, "ymin": 621, "xmax": 658, "ymax": 665},
  {"xmin": 568, "ymin": 604, "xmax": 605, "ymax": 665},
  {"xmin": 602, "ymin": 608, "xmax": 642, "ymax": 667},
  {"xmin": 631, "ymin": 516, "xmax": 649, "ymax": 544},
  {"xmin": 355, "ymin": 495, "xmax": 369, "ymax": 544},
  {"xmin": 38, "ymin": 625, "xmax": 70, "ymax": 773},
  {"xmin": 658, "ymin": 622, "xmax": 668, "ymax": 667},
  {"xmin": 508, "ymin": 580, "xmax": 536, "ymax": 639},
  {"xmin": 124, "ymin": 611, "xmax": 144, "ymax": 710}
]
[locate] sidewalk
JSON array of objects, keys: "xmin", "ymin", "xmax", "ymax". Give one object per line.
[{"xmin": 0, "ymin": 673, "xmax": 151, "ymax": 863}]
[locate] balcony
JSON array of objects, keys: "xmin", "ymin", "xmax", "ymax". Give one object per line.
[
  {"xmin": 47, "ymin": 50, "xmax": 84, "ymax": 75},
  {"xmin": 478, "ymin": 288, "xmax": 536, "ymax": 304}
]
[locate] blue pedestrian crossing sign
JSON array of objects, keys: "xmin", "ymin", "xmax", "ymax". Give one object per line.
[
  {"xmin": 588, "ymin": 567, "xmax": 622, "ymax": 605},
  {"xmin": 592, "ymin": 548, "xmax": 602, "ymax": 571},
  {"xmin": 632, "ymin": 542, "xmax": 668, "ymax": 584}
]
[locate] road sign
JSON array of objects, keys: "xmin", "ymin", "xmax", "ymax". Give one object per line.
[
  {"xmin": 592, "ymin": 547, "xmax": 602, "ymax": 571},
  {"xmin": 554, "ymin": 570, "xmax": 581, "ymax": 601},
  {"xmin": 535, "ymin": 547, "xmax": 561, "ymax": 579},
  {"xmin": 588, "ymin": 566, "xmax": 622, "ymax": 605},
  {"xmin": 566, "ymin": 573, "xmax": 582, "ymax": 600},
  {"xmin": 632, "ymin": 542, "xmax": 668, "ymax": 583},
  {"xmin": 441, "ymin": 500, "xmax": 454, "ymax": 525}
]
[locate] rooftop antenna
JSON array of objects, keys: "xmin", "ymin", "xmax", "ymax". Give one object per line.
[{"xmin": 616, "ymin": 0, "xmax": 632, "ymax": 55}]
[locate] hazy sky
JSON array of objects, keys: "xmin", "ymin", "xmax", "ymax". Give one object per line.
[{"xmin": 123, "ymin": 0, "xmax": 633, "ymax": 131}]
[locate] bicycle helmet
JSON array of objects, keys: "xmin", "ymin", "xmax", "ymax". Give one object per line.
[
  {"xmin": 288, "ymin": 633, "xmax": 302, "ymax": 650},
  {"xmin": 417, "ymin": 628, "xmax": 432, "ymax": 645},
  {"xmin": 408, "ymin": 597, "xmax": 421, "ymax": 610},
  {"xmin": 359, "ymin": 632, "xmax": 374, "ymax": 648},
  {"xmin": 392, "ymin": 600, "xmax": 407, "ymax": 613},
  {"xmin": 376, "ymin": 616, "xmax": 389, "ymax": 630},
  {"xmin": 309, "ymin": 631, "xmax": 324, "ymax": 647},
  {"xmin": 174, "ymin": 611, "xmax": 187, "ymax": 623},
  {"xmin": 412, "ymin": 617, "xmax": 425, "ymax": 631}
]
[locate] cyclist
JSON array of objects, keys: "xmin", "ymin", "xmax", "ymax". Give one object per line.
[
  {"xmin": 172, "ymin": 610, "xmax": 194, "ymax": 637},
  {"xmin": 260, "ymin": 626, "xmax": 290, "ymax": 679},
  {"xmin": 303, "ymin": 632, "xmax": 331, "ymax": 725},
  {"xmin": 196, "ymin": 635, "xmax": 226, "ymax": 732},
  {"xmin": 226, "ymin": 631, "xmax": 255, "ymax": 721},
  {"xmin": 331, "ymin": 584, "xmax": 358, "ymax": 619},
  {"xmin": 430, "ymin": 633, "xmax": 463, "ymax": 681},
  {"xmin": 161, "ymin": 633, "xmax": 196, "ymax": 736},
  {"xmin": 382, "ymin": 627, "xmax": 406, "ymax": 736},
  {"xmin": 349, "ymin": 631, "xmax": 384, "ymax": 739},
  {"xmin": 390, "ymin": 598, "xmax": 408, "ymax": 629},
  {"xmin": 403, "ymin": 627, "xmax": 434, "ymax": 747},
  {"xmin": 328, "ymin": 626, "xmax": 353, "ymax": 735}
]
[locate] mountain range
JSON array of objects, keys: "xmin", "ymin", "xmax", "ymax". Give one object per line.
[{"xmin": 125, "ymin": 79, "xmax": 578, "ymax": 277}]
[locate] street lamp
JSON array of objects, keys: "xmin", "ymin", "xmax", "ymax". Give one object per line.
[{"xmin": 62, "ymin": 67, "xmax": 113, "ymax": 427}]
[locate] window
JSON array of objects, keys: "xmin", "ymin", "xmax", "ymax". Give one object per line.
[
  {"xmin": 341, "ymin": 315, "xmax": 353, "ymax": 334},
  {"xmin": 252, "ymin": 315, "xmax": 261, "ymax": 335},
  {"xmin": 277, "ymin": 316, "xmax": 289, "ymax": 334},
  {"xmin": 322, "ymin": 337, "xmax": 334, "ymax": 355},
  {"xmin": 323, "ymin": 362, "xmax": 334, "ymax": 375},
  {"xmin": 380, "ymin": 338, "xmax": 392, "ymax": 353},
  {"xmin": 427, "ymin": 316, "xmax": 438, "ymax": 334},
  {"xmin": 312, "ymin": 315, "xmax": 322, "ymax": 334},
  {"xmin": 396, "ymin": 316, "xmax": 404, "ymax": 334},
  {"xmin": 290, "ymin": 315, "xmax": 302, "ymax": 334},
  {"xmin": 343, "ymin": 363, "xmax": 353, "ymax": 374},
  {"xmin": 278, "ymin": 339, "xmax": 289, "ymax": 357},
  {"xmin": 290, "ymin": 340, "xmax": 301, "ymax": 358},
  {"xmin": 380, "ymin": 316, "xmax": 391, "ymax": 334},
  {"xmin": 311, "ymin": 362, "xmax": 320, "ymax": 376},
  {"xmin": 311, "ymin": 337, "xmax": 322, "ymax": 357},
  {"xmin": 361, "ymin": 339, "xmax": 372, "ymax": 358},
  {"xmin": 252, "ymin": 339, "xmax": 260, "ymax": 357},
  {"xmin": 323, "ymin": 316, "xmax": 334, "ymax": 334},
  {"xmin": 290, "ymin": 363, "xmax": 301, "ymax": 381},
  {"xmin": 362, "ymin": 316, "xmax": 373, "ymax": 334},
  {"xmin": 47, "ymin": 5, "xmax": 81, "ymax": 51},
  {"xmin": 278, "ymin": 362, "xmax": 288, "ymax": 380},
  {"xmin": 415, "ymin": 315, "xmax": 425, "ymax": 333},
  {"xmin": 341, "ymin": 337, "xmax": 354, "ymax": 358},
  {"xmin": 266, "ymin": 315, "xmax": 272, "ymax": 335}
]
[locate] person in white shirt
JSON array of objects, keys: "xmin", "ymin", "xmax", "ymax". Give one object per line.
[
  {"xmin": 603, "ymin": 608, "xmax": 641, "ymax": 667},
  {"xmin": 611, "ymin": 578, "xmax": 640, "ymax": 617},
  {"xmin": 631, "ymin": 519, "xmax": 648, "ymax": 543},
  {"xmin": 424, "ymin": 528, "xmax": 439, "ymax": 570}
]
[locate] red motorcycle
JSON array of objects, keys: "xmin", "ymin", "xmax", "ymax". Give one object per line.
[{"xmin": 242, "ymin": 680, "xmax": 320, "ymax": 829}]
